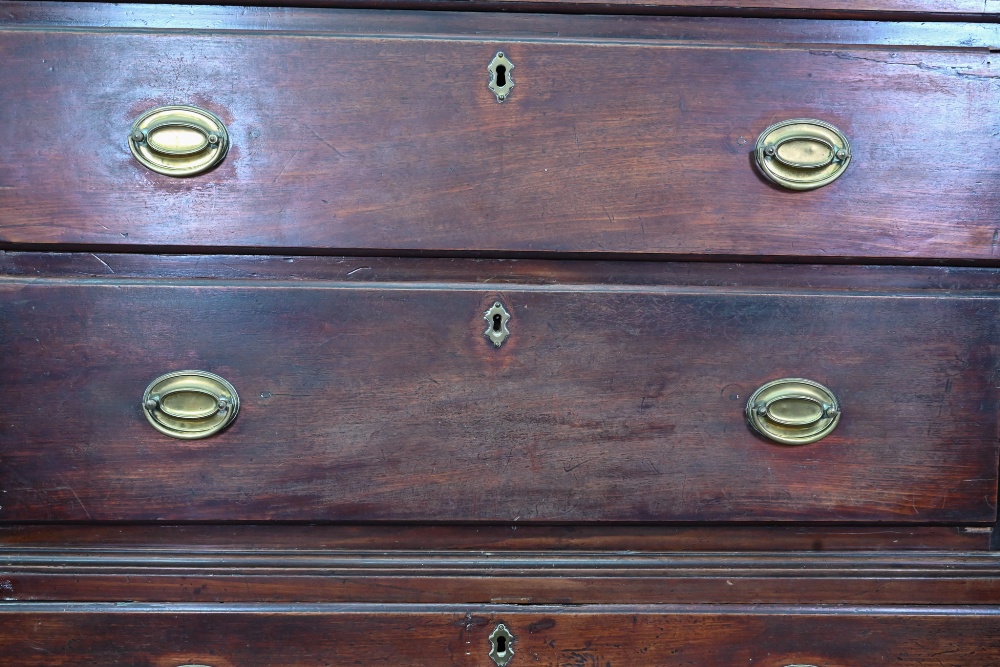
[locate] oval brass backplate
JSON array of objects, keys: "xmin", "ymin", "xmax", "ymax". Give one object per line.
[
  {"xmin": 746, "ymin": 378, "xmax": 840, "ymax": 445},
  {"xmin": 128, "ymin": 105, "xmax": 229, "ymax": 177},
  {"xmin": 488, "ymin": 51, "xmax": 514, "ymax": 103},
  {"xmin": 754, "ymin": 119, "xmax": 851, "ymax": 190},
  {"xmin": 142, "ymin": 370, "xmax": 240, "ymax": 440}
]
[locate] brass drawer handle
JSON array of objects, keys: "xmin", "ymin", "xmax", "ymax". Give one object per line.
[
  {"xmin": 142, "ymin": 370, "xmax": 240, "ymax": 440},
  {"xmin": 746, "ymin": 378, "xmax": 840, "ymax": 445},
  {"xmin": 128, "ymin": 105, "xmax": 229, "ymax": 177},
  {"xmin": 754, "ymin": 118, "xmax": 851, "ymax": 190}
]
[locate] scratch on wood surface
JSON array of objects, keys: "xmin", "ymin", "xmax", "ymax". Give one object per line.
[
  {"xmin": 303, "ymin": 123, "xmax": 347, "ymax": 160},
  {"xmin": 57, "ymin": 478, "xmax": 92, "ymax": 520},
  {"xmin": 90, "ymin": 253, "xmax": 115, "ymax": 274},
  {"xmin": 810, "ymin": 50, "xmax": 1000, "ymax": 80},
  {"xmin": 563, "ymin": 458, "xmax": 594, "ymax": 473},
  {"xmin": 273, "ymin": 152, "xmax": 295, "ymax": 184}
]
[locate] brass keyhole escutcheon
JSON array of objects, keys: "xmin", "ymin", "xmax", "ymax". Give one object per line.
[
  {"xmin": 488, "ymin": 51, "xmax": 514, "ymax": 103},
  {"xmin": 489, "ymin": 624, "xmax": 515, "ymax": 666},
  {"xmin": 484, "ymin": 301, "xmax": 511, "ymax": 347}
]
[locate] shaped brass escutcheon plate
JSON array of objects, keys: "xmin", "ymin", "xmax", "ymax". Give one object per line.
[
  {"xmin": 488, "ymin": 624, "xmax": 515, "ymax": 666},
  {"xmin": 488, "ymin": 52, "xmax": 514, "ymax": 102}
]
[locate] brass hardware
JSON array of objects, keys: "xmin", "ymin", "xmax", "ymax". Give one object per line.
[
  {"xmin": 128, "ymin": 105, "xmax": 229, "ymax": 177},
  {"xmin": 488, "ymin": 623, "xmax": 515, "ymax": 666},
  {"xmin": 142, "ymin": 370, "xmax": 240, "ymax": 440},
  {"xmin": 488, "ymin": 52, "xmax": 514, "ymax": 103},
  {"xmin": 746, "ymin": 378, "xmax": 840, "ymax": 445},
  {"xmin": 484, "ymin": 301, "xmax": 511, "ymax": 347},
  {"xmin": 754, "ymin": 119, "xmax": 851, "ymax": 190}
]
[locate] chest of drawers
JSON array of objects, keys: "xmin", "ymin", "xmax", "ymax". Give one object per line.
[{"xmin": 1, "ymin": 0, "xmax": 1000, "ymax": 664}]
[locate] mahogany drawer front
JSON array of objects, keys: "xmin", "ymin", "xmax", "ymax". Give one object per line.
[
  {"xmin": 0, "ymin": 603, "xmax": 998, "ymax": 666},
  {"xmin": 4, "ymin": 0, "xmax": 999, "ymax": 21},
  {"xmin": 1, "ymin": 276, "xmax": 996, "ymax": 522},
  {"xmin": 1, "ymin": 13, "xmax": 998, "ymax": 260}
]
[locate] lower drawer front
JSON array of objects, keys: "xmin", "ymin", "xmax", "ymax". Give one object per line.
[
  {"xmin": 1, "ymin": 279, "xmax": 996, "ymax": 522},
  {"xmin": 0, "ymin": 604, "xmax": 997, "ymax": 666}
]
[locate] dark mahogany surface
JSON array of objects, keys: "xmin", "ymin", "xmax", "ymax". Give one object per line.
[
  {"xmin": 7, "ymin": 251, "xmax": 1000, "ymax": 289},
  {"xmin": 1, "ymin": 9, "xmax": 998, "ymax": 260},
  {"xmin": 0, "ymin": 522, "xmax": 990, "ymax": 551},
  {"xmin": 2, "ymin": 548, "xmax": 1000, "ymax": 604},
  {"xmin": 1, "ymin": 2, "xmax": 998, "ymax": 660},
  {"xmin": 0, "ymin": 258, "xmax": 996, "ymax": 522},
  {"xmin": 4, "ymin": 3, "xmax": 1000, "ymax": 43},
  {"xmin": 0, "ymin": 604, "xmax": 998, "ymax": 666},
  {"xmin": 4, "ymin": 0, "xmax": 999, "ymax": 21}
]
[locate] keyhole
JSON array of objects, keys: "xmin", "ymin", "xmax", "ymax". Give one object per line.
[
  {"xmin": 488, "ymin": 623, "xmax": 514, "ymax": 666},
  {"xmin": 493, "ymin": 313, "xmax": 503, "ymax": 332},
  {"xmin": 495, "ymin": 65, "xmax": 507, "ymax": 87}
]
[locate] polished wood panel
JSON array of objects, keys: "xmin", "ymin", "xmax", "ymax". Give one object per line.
[
  {"xmin": 0, "ymin": 603, "xmax": 998, "ymax": 666},
  {"xmin": 7, "ymin": 252, "xmax": 1000, "ymax": 290},
  {"xmin": 2, "ymin": 549, "xmax": 999, "ymax": 604},
  {"xmin": 1, "ymin": 271, "xmax": 996, "ymax": 521},
  {"xmin": 1, "ymin": 16, "xmax": 997, "ymax": 260},
  {"xmin": 4, "ymin": 0, "xmax": 996, "ymax": 22},
  {"xmin": 392, "ymin": 0, "xmax": 1000, "ymax": 18},
  {"xmin": 5, "ymin": 3, "xmax": 1000, "ymax": 44},
  {"xmin": 1, "ymin": 523, "xmax": 989, "ymax": 551}
]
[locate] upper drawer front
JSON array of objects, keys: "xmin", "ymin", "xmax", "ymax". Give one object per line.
[
  {"xmin": 0, "ymin": 20, "xmax": 997, "ymax": 259},
  {"xmin": 1, "ymin": 275, "xmax": 995, "ymax": 522}
]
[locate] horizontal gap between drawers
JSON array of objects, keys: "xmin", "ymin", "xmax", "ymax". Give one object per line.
[
  {"xmin": 0, "ymin": 24, "xmax": 993, "ymax": 53},
  {"xmin": 2, "ymin": 2, "xmax": 997, "ymax": 28},
  {"xmin": 1, "ymin": 602, "xmax": 998, "ymax": 614},
  {"xmin": 3, "ymin": 549, "xmax": 999, "ymax": 572},
  {"xmin": 7, "ymin": 245, "xmax": 1000, "ymax": 270},
  {"xmin": 3, "ymin": 274, "xmax": 999, "ymax": 299}
]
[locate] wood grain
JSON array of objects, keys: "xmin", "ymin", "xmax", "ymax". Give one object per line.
[
  {"xmin": 5, "ymin": 3, "xmax": 1000, "ymax": 42},
  {"xmin": 2, "ymin": 550, "xmax": 1000, "ymax": 604},
  {"xmin": 1, "ymin": 17, "xmax": 998, "ymax": 260},
  {"xmin": 4, "ymin": 0, "xmax": 997, "ymax": 22},
  {"xmin": 7, "ymin": 251, "xmax": 1000, "ymax": 290},
  {"xmin": 0, "ymin": 271, "xmax": 995, "ymax": 522},
  {"xmin": 0, "ymin": 522, "xmax": 990, "ymax": 552},
  {"xmin": 0, "ymin": 603, "xmax": 998, "ymax": 666}
]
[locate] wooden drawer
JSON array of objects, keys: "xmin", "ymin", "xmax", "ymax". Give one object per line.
[
  {"xmin": 0, "ymin": 603, "xmax": 998, "ymax": 665},
  {"xmin": 1, "ymin": 7, "xmax": 998, "ymax": 261},
  {"xmin": 1, "ymin": 257, "xmax": 995, "ymax": 522}
]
